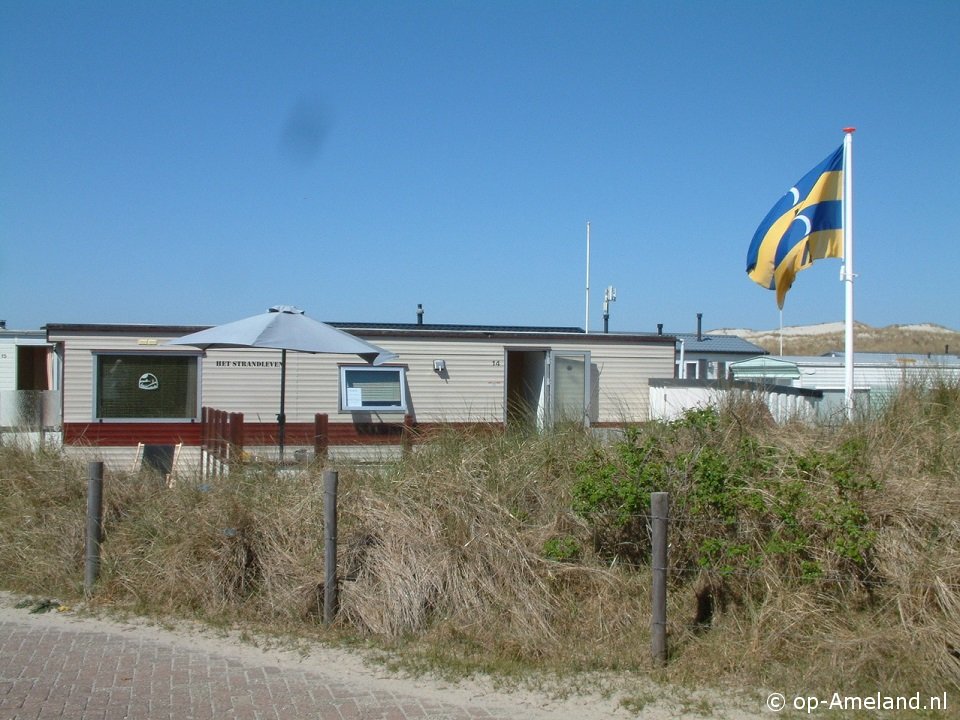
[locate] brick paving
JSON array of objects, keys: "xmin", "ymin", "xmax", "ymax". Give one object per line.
[{"xmin": 0, "ymin": 606, "xmax": 547, "ymax": 720}]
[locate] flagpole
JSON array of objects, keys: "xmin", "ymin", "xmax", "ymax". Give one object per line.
[
  {"xmin": 842, "ymin": 128, "xmax": 856, "ymax": 419},
  {"xmin": 585, "ymin": 221, "xmax": 591, "ymax": 333},
  {"xmin": 779, "ymin": 309, "xmax": 784, "ymax": 357}
]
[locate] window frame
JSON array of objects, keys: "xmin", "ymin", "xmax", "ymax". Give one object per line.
[
  {"xmin": 338, "ymin": 364, "xmax": 408, "ymax": 414},
  {"xmin": 92, "ymin": 351, "xmax": 201, "ymax": 422}
]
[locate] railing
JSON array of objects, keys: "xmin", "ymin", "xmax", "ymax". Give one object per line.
[
  {"xmin": 201, "ymin": 407, "xmax": 244, "ymax": 478},
  {"xmin": 200, "ymin": 408, "xmax": 417, "ymax": 474}
]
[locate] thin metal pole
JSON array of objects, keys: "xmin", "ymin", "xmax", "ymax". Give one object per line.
[
  {"xmin": 585, "ymin": 221, "xmax": 591, "ymax": 333},
  {"xmin": 323, "ymin": 469, "xmax": 339, "ymax": 625},
  {"xmin": 278, "ymin": 348, "xmax": 287, "ymax": 463},
  {"xmin": 84, "ymin": 461, "xmax": 104, "ymax": 596},
  {"xmin": 651, "ymin": 491, "xmax": 669, "ymax": 666},
  {"xmin": 779, "ymin": 309, "xmax": 784, "ymax": 357},
  {"xmin": 842, "ymin": 128, "xmax": 856, "ymax": 419}
]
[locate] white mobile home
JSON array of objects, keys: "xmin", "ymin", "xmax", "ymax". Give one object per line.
[
  {"xmin": 0, "ymin": 324, "xmax": 61, "ymax": 441},
  {"xmin": 730, "ymin": 352, "xmax": 960, "ymax": 416},
  {"xmin": 46, "ymin": 321, "xmax": 675, "ymax": 467}
]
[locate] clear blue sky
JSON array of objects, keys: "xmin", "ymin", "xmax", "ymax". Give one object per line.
[{"xmin": 2, "ymin": 1, "xmax": 958, "ymax": 334}]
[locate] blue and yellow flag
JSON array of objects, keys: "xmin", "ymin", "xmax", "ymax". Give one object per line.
[{"xmin": 746, "ymin": 146, "xmax": 844, "ymax": 308}]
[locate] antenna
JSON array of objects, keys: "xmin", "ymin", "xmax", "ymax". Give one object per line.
[{"xmin": 603, "ymin": 285, "xmax": 617, "ymax": 333}]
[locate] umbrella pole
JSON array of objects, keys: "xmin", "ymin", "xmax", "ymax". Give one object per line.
[{"xmin": 278, "ymin": 348, "xmax": 287, "ymax": 463}]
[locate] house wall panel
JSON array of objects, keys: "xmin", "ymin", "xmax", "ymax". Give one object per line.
[{"xmin": 49, "ymin": 326, "xmax": 676, "ymax": 445}]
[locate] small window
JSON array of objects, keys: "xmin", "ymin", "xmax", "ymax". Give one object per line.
[
  {"xmin": 95, "ymin": 353, "xmax": 199, "ymax": 420},
  {"xmin": 340, "ymin": 366, "xmax": 407, "ymax": 413}
]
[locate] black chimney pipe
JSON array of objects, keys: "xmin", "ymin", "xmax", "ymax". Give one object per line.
[
  {"xmin": 417, "ymin": 304, "xmax": 424, "ymax": 325},
  {"xmin": 657, "ymin": 323, "xmax": 663, "ymax": 336},
  {"xmin": 697, "ymin": 313, "xmax": 703, "ymax": 342}
]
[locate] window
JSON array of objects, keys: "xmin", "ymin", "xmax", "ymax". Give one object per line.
[
  {"xmin": 339, "ymin": 365, "xmax": 407, "ymax": 413},
  {"xmin": 95, "ymin": 353, "xmax": 199, "ymax": 420}
]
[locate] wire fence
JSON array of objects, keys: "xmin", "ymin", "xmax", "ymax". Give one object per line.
[{"xmin": 552, "ymin": 507, "xmax": 960, "ymax": 592}]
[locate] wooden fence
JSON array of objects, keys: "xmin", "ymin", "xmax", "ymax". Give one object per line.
[{"xmin": 200, "ymin": 407, "xmax": 417, "ymax": 475}]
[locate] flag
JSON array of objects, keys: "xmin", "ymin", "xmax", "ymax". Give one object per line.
[{"xmin": 746, "ymin": 145, "xmax": 844, "ymax": 308}]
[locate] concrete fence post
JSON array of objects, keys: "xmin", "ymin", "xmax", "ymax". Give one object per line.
[{"xmin": 84, "ymin": 461, "xmax": 104, "ymax": 596}]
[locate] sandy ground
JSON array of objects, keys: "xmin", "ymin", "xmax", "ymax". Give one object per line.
[{"xmin": 0, "ymin": 592, "xmax": 769, "ymax": 719}]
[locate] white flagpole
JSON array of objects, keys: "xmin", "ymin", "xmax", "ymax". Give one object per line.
[
  {"xmin": 585, "ymin": 221, "xmax": 591, "ymax": 333},
  {"xmin": 779, "ymin": 309, "xmax": 784, "ymax": 357},
  {"xmin": 842, "ymin": 128, "xmax": 856, "ymax": 419}
]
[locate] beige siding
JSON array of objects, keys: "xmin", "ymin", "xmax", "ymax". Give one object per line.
[
  {"xmin": 200, "ymin": 347, "xmax": 341, "ymax": 420},
  {"xmin": 583, "ymin": 343, "xmax": 674, "ymax": 422},
  {"xmin": 381, "ymin": 338, "xmax": 507, "ymax": 422}
]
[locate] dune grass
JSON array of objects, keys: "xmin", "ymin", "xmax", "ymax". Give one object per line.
[{"xmin": 1, "ymin": 379, "xmax": 958, "ymax": 702}]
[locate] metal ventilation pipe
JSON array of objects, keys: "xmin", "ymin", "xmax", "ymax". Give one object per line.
[
  {"xmin": 657, "ymin": 323, "xmax": 663, "ymax": 336},
  {"xmin": 697, "ymin": 313, "xmax": 703, "ymax": 342},
  {"xmin": 417, "ymin": 304, "xmax": 424, "ymax": 325}
]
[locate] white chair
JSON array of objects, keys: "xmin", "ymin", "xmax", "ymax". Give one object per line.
[{"xmin": 131, "ymin": 442, "xmax": 182, "ymax": 487}]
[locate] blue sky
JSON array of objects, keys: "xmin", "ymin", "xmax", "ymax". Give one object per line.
[{"xmin": 2, "ymin": 1, "xmax": 958, "ymax": 334}]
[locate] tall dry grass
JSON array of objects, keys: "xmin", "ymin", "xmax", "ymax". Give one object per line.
[
  {"xmin": 0, "ymin": 443, "xmax": 87, "ymax": 596},
  {"xmin": 1, "ymin": 380, "xmax": 958, "ymax": 697},
  {"xmin": 336, "ymin": 426, "xmax": 651, "ymax": 670}
]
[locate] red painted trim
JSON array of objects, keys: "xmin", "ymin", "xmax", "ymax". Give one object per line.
[
  {"xmin": 64, "ymin": 423, "xmax": 202, "ymax": 446},
  {"xmin": 64, "ymin": 420, "xmax": 506, "ymax": 447}
]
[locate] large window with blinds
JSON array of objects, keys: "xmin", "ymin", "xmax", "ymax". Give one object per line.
[
  {"xmin": 95, "ymin": 353, "xmax": 199, "ymax": 420},
  {"xmin": 339, "ymin": 365, "xmax": 407, "ymax": 413}
]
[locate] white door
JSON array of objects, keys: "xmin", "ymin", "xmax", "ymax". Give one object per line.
[{"xmin": 548, "ymin": 351, "xmax": 591, "ymax": 426}]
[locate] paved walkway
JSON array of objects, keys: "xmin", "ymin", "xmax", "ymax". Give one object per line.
[{"xmin": 0, "ymin": 598, "xmax": 625, "ymax": 720}]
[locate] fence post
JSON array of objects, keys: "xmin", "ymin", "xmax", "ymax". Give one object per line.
[
  {"xmin": 230, "ymin": 412, "xmax": 244, "ymax": 463},
  {"xmin": 401, "ymin": 414, "xmax": 415, "ymax": 457},
  {"xmin": 651, "ymin": 491, "xmax": 669, "ymax": 666},
  {"xmin": 201, "ymin": 406, "xmax": 209, "ymax": 479},
  {"xmin": 323, "ymin": 469, "xmax": 339, "ymax": 625},
  {"xmin": 314, "ymin": 413, "xmax": 329, "ymax": 461},
  {"xmin": 84, "ymin": 461, "xmax": 104, "ymax": 596}
]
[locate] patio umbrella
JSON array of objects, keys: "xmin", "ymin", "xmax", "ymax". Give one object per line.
[{"xmin": 168, "ymin": 305, "xmax": 396, "ymax": 461}]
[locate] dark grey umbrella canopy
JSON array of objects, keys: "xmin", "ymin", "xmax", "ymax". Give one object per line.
[
  {"xmin": 168, "ymin": 305, "xmax": 395, "ymax": 364},
  {"xmin": 169, "ymin": 305, "xmax": 397, "ymax": 460}
]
